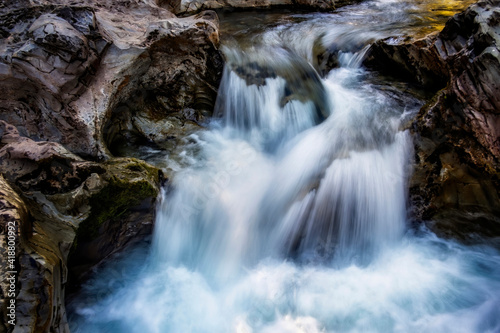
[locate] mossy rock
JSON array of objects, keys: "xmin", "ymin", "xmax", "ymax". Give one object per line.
[{"xmin": 76, "ymin": 157, "xmax": 162, "ymax": 240}]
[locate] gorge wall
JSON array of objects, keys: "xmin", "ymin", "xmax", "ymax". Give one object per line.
[{"xmin": 365, "ymin": 0, "xmax": 500, "ymax": 243}]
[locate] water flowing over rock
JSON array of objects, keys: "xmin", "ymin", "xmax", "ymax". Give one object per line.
[
  {"xmin": 215, "ymin": 46, "xmax": 331, "ymax": 133},
  {"xmin": 66, "ymin": 2, "xmax": 500, "ymax": 332},
  {"xmin": 2, "ymin": 0, "xmax": 500, "ymax": 332},
  {"xmin": 365, "ymin": 0, "xmax": 500, "ymax": 241}
]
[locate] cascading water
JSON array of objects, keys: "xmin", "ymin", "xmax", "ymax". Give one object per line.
[{"xmin": 68, "ymin": 1, "xmax": 500, "ymax": 332}]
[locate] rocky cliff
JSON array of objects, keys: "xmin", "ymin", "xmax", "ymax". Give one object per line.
[{"xmin": 365, "ymin": 0, "xmax": 500, "ymax": 242}]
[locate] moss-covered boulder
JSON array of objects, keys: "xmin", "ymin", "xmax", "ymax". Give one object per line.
[{"xmin": 69, "ymin": 157, "xmax": 162, "ymax": 279}]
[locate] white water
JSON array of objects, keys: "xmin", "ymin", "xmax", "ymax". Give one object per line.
[{"xmin": 68, "ymin": 1, "xmax": 500, "ymax": 332}]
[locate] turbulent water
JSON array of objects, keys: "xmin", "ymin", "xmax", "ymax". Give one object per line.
[{"xmin": 68, "ymin": 0, "xmax": 500, "ymax": 332}]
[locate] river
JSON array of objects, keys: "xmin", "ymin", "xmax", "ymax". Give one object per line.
[{"xmin": 67, "ymin": 0, "xmax": 500, "ymax": 332}]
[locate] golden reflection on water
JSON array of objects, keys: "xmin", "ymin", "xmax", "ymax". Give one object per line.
[{"xmin": 408, "ymin": 0, "xmax": 477, "ymax": 37}]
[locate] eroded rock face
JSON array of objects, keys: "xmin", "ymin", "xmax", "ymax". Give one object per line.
[
  {"xmin": 365, "ymin": 0, "xmax": 500, "ymax": 241},
  {"xmin": 158, "ymin": 0, "xmax": 335, "ymax": 16},
  {"xmin": 0, "ymin": 2, "xmax": 223, "ymax": 158},
  {"xmin": 0, "ymin": 122, "xmax": 162, "ymax": 332},
  {"xmin": 103, "ymin": 10, "xmax": 223, "ymax": 152}
]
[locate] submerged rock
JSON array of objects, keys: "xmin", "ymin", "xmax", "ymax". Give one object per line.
[{"xmin": 365, "ymin": 0, "xmax": 500, "ymax": 242}]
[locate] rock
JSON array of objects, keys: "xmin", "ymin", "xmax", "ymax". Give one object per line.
[
  {"xmin": 102, "ymin": 10, "xmax": 223, "ymax": 152},
  {"xmin": 364, "ymin": 0, "xmax": 500, "ymax": 241},
  {"xmin": 364, "ymin": 33, "xmax": 449, "ymax": 90},
  {"xmin": 67, "ymin": 157, "xmax": 162, "ymax": 279},
  {"xmin": 159, "ymin": 0, "xmax": 335, "ymax": 16},
  {"xmin": 0, "ymin": 3, "xmax": 223, "ymax": 158},
  {"xmin": 0, "ymin": 122, "xmax": 162, "ymax": 332},
  {"xmin": 0, "ymin": 175, "xmax": 29, "ymax": 333},
  {"xmin": 0, "ymin": 6, "xmax": 103, "ymax": 157}
]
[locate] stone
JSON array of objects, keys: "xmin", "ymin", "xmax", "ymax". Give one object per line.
[
  {"xmin": 0, "ymin": 3, "xmax": 223, "ymax": 158},
  {"xmin": 364, "ymin": 0, "xmax": 500, "ymax": 241},
  {"xmin": 0, "ymin": 122, "xmax": 162, "ymax": 332}
]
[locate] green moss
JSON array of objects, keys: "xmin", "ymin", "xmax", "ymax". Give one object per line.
[{"xmin": 76, "ymin": 158, "xmax": 160, "ymax": 240}]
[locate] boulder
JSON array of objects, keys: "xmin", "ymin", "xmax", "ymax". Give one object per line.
[
  {"xmin": 0, "ymin": 3, "xmax": 223, "ymax": 159},
  {"xmin": 364, "ymin": 0, "xmax": 500, "ymax": 241},
  {"xmin": 102, "ymin": 10, "xmax": 223, "ymax": 152}
]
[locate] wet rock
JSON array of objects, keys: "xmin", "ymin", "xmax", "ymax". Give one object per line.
[
  {"xmin": 218, "ymin": 46, "xmax": 330, "ymax": 124},
  {"xmin": 365, "ymin": 0, "xmax": 500, "ymax": 241},
  {"xmin": 364, "ymin": 33, "xmax": 449, "ymax": 90},
  {"xmin": 0, "ymin": 122, "xmax": 162, "ymax": 332}
]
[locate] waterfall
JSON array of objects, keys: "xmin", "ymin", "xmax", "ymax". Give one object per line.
[
  {"xmin": 68, "ymin": 2, "xmax": 500, "ymax": 332},
  {"xmin": 152, "ymin": 41, "xmax": 412, "ymax": 279}
]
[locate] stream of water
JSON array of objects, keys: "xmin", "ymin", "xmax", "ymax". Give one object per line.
[{"xmin": 68, "ymin": 0, "xmax": 500, "ymax": 332}]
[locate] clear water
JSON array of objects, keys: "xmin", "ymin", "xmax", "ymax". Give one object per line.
[{"xmin": 67, "ymin": 0, "xmax": 500, "ymax": 332}]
